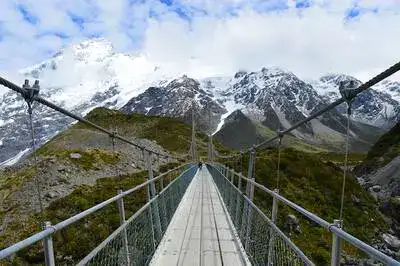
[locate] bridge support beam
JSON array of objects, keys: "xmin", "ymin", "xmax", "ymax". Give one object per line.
[
  {"xmin": 272, "ymin": 189, "xmax": 279, "ymax": 223},
  {"xmin": 117, "ymin": 190, "xmax": 131, "ymax": 265},
  {"xmin": 43, "ymin": 221, "xmax": 55, "ymax": 266},
  {"xmin": 331, "ymin": 219, "xmax": 342, "ymax": 266},
  {"xmin": 267, "ymin": 190, "xmax": 279, "ymax": 266}
]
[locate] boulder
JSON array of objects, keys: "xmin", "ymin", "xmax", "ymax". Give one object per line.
[
  {"xmin": 382, "ymin": 233, "xmax": 400, "ymax": 251},
  {"xmin": 69, "ymin": 153, "xmax": 82, "ymax": 159},
  {"xmin": 45, "ymin": 191, "xmax": 58, "ymax": 199},
  {"xmin": 351, "ymin": 194, "xmax": 361, "ymax": 204},
  {"xmin": 372, "ymin": 185, "xmax": 382, "ymax": 192},
  {"xmin": 284, "ymin": 214, "xmax": 301, "ymax": 235}
]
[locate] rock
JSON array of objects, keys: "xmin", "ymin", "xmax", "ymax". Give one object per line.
[
  {"xmin": 284, "ymin": 214, "xmax": 301, "ymax": 235},
  {"xmin": 372, "ymin": 185, "xmax": 382, "ymax": 192},
  {"xmin": 69, "ymin": 153, "xmax": 82, "ymax": 159},
  {"xmin": 45, "ymin": 191, "xmax": 58, "ymax": 199},
  {"xmin": 351, "ymin": 194, "xmax": 361, "ymax": 204},
  {"xmin": 49, "ymin": 180, "xmax": 59, "ymax": 187},
  {"xmin": 57, "ymin": 166, "xmax": 67, "ymax": 172},
  {"xmin": 382, "ymin": 233, "xmax": 400, "ymax": 251}
]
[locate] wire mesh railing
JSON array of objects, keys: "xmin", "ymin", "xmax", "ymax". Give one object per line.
[
  {"xmin": 207, "ymin": 164, "xmax": 313, "ymax": 266},
  {"xmin": 0, "ymin": 164, "xmax": 197, "ymax": 265},
  {"xmin": 79, "ymin": 164, "xmax": 197, "ymax": 265},
  {"xmin": 208, "ymin": 163, "xmax": 400, "ymax": 266}
]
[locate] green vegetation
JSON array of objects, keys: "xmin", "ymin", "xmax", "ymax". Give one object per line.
[
  {"xmin": 0, "ymin": 162, "xmax": 182, "ymax": 265},
  {"xmin": 74, "ymin": 107, "xmax": 212, "ymax": 154},
  {"xmin": 1, "ymin": 107, "xmax": 390, "ymax": 265},
  {"xmin": 358, "ymin": 122, "xmax": 400, "ymax": 173},
  {"xmin": 223, "ymin": 148, "xmax": 387, "ymax": 265}
]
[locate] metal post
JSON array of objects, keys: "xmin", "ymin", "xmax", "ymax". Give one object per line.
[
  {"xmin": 43, "ymin": 221, "xmax": 55, "ymax": 266},
  {"xmin": 117, "ymin": 190, "xmax": 130, "ymax": 265},
  {"xmin": 331, "ymin": 220, "xmax": 342, "ymax": 266},
  {"xmin": 241, "ymin": 149, "xmax": 255, "ymax": 242},
  {"xmin": 146, "ymin": 151, "xmax": 162, "ymax": 241},
  {"xmin": 272, "ymin": 189, "xmax": 279, "ymax": 223},
  {"xmin": 235, "ymin": 173, "xmax": 242, "ymax": 226},
  {"xmin": 230, "ymin": 169, "xmax": 236, "ymax": 214},
  {"xmin": 159, "ymin": 175, "xmax": 167, "ymax": 232},
  {"xmin": 244, "ymin": 176, "xmax": 255, "ymax": 250},
  {"xmin": 267, "ymin": 189, "xmax": 280, "ymax": 265}
]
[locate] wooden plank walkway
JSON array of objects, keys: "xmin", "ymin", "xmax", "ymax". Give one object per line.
[{"xmin": 150, "ymin": 166, "xmax": 249, "ymax": 266}]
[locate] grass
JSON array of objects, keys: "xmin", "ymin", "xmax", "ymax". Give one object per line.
[
  {"xmin": 0, "ymin": 162, "xmax": 183, "ymax": 265},
  {"xmin": 358, "ymin": 122, "xmax": 400, "ymax": 173},
  {"xmin": 223, "ymin": 148, "xmax": 387, "ymax": 265}
]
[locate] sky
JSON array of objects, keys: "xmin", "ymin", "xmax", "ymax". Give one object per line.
[{"xmin": 0, "ymin": 0, "xmax": 399, "ymax": 81}]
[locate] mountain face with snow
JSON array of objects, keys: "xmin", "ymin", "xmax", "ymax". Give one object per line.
[
  {"xmin": 121, "ymin": 68, "xmax": 394, "ymax": 150},
  {"xmin": 311, "ymin": 74, "xmax": 400, "ymax": 128},
  {"xmin": 0, "ymin": 39, "xmax": 168, "ymax": 165},
  {"xmin": 120, "ymin": 76, "xmax": 227, "ymax": 133},
  {"xmin": 1, "ymin": 38, "xmax": 399, "ymax": 164}
]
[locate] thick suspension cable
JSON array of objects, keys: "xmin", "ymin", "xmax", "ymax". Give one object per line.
[{"xmin": 0, "ymin": 77, "xmax": 178, "ymax": 160}]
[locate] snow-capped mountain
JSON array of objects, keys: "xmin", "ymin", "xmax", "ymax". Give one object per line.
[
  {"xmin": 120, "ymin": 76, "xmax": 227, "ymax": 133},
  {"xmin": 1, "ymin": 38, "xmax": 399, "ymax": 164},
  {"xmin": 311, "ymin": 74, "xmax": 400, "ymax": 128},
  {"xmin": 121, "ymin": 68, "xmax": 395, "ymax": 150},
  {"xmin": 0, "ymin": 39, "xmax": 171, "ymax": 165}
]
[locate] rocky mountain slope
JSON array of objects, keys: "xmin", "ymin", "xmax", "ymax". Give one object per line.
[
  {"xmin": 1, "ymin": 38, "xmax": 399, "ymax": 164},
  {"xmin": 310, "ymin": 74, "xmax": 400, "ymax": 128},
  {"xmin": 353, "ymin": 122, "xmax": 400, "ymax": 259},
  {"xmin": 122, "ymin": 69, "xmax": 388, "ymax": 152}
]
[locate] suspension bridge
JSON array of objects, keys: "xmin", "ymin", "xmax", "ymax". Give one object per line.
[{"xmin": 0, "ymin": 61, "xmax": 400, "ymax": 266}]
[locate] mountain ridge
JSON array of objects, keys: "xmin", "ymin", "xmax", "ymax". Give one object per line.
[{"xmin": 0, "ymin": 38, "xmax": 399, "ymax": 164}]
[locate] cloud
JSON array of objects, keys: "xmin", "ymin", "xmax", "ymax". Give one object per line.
[{"xmin": 0, "ymin": 0, "xmax": 399, "ymax": 84}]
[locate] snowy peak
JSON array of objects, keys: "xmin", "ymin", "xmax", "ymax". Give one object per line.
[
  {"xmin": 69, "ymin": 39, "xmax": 114, "ymax": 63},
  {"xmin": 312, "ymin": 73, "xmax": 399, "ymax": 128},
  {"xmin": 320, "ymin": 73, "xmax": 362, "ymax": 87},
  {"xmin": 22, "ymin": 39, "xmax": 114, "ymax": 78}
]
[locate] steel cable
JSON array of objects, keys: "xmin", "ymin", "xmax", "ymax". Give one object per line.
[
  {"xmin": 27, "ymin": 103, "xmax": 44, "ymax": 215},
  {"xmin": 339, "ymin": 107, "xmax": 351, "ymax": 224}
]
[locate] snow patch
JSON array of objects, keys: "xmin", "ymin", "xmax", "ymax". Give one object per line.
[
  {"xmin": 0, "ymin": 148, "xmax": 30, "ymax": 167},
  {"xmin": 213, "ymin": 99, "xmax": 244, "ymax": 135}
]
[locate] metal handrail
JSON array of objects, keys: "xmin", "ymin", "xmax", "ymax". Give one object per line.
[
  {"xmin": 213, "ymin": 163, "xmax": 400, "ymax": 265},
  {"xmin": 209, "ymin": 164, "xmax": 314, "ymax": 265},
  {"xmin": 78, "ymin": 164, "xmax": 196, "ymax": 265},
  {"xmin": 0, "ymin": 163, "xmax": 192, "ymax": 259}
]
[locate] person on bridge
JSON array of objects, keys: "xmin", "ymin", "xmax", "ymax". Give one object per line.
[{"xmin": 198, "ymin": 161, "xmax": 203, "ymax": 169}]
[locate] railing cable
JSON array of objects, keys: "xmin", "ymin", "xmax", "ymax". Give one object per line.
[
  {"xmin": 339, "ymin": 96, "xmax": 352, "ymax": 224},
  {"xmin": 110, "ymin": 128, "xmax": 121, "ymax": 188},
  {"xmin": 22, "ymin": 80, "xmax": 44, "ymax": 215},
  {"xmin": 276, "ymin": 133, "xmax": 283, "ymax": 189}
]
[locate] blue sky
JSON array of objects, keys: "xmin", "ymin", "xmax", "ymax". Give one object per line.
[{"xmin": 0, "ymin": 0, "xmax": 399, "ymax": 80}]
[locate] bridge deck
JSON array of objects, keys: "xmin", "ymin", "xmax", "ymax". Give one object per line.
[{"xmin": 150, "ymin": 166, "xmax": 249, "ymax": 266}]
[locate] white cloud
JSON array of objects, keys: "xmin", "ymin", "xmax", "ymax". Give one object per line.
[
  {"xmin": 0, "ymin": 0, "xmax": 399, "ymax": 84},
  {"xmin": 142, "ymin": 2, "xmax": 400, "ymax": 81}
]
